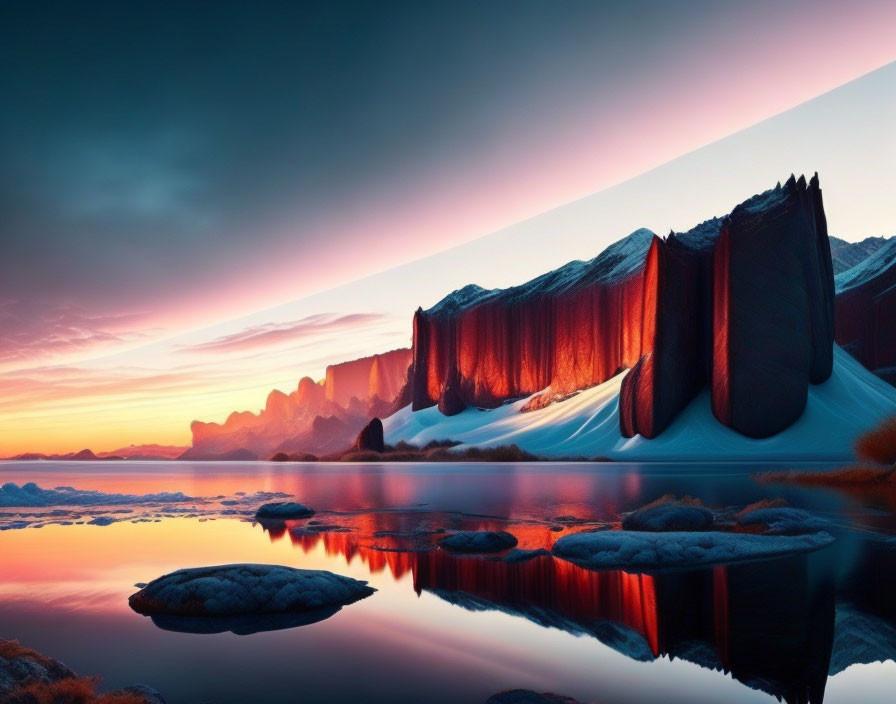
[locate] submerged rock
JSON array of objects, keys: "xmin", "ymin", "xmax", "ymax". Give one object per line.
[
  {"xmin": 438, "ymin": 530, "xmax": 518, "ymax": 553},
  {"xmin": 622, "ymin": 502, "xmax": 713, "ymax": 532},
  {"xmin": 552, "ymin": 529, "xmax": 834, "ymax": 571},
  {"xmin": 129, "ymin": 564, "xmax": 375, "ymax": 617},
  {"xmin": 485, "ymin": 690, "xmax": 580, "ymax": 704},
  {"xmin": 254, "ymin": 501, "xmax": 314, "ymax": 520},
  {"xmin": 500, "ymin": 548, "xmax": 551, "ymax": 563},
  {"xmin": 737, "ymin": 507, "xmax": 831, "ymax": 535}
]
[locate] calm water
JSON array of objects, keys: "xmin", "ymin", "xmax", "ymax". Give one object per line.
[{"xmin": 1, "ymin": 461, "xmax": 895, "ymax": 704}]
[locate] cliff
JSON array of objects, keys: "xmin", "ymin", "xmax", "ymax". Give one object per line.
[
  {"xmin": 835, "ymin": 237, "xmax": 896, "ymax": 379},
  {"xmin": 325, "ymin": 348, "xmax": 413, "ymax": 407},
  {"xmin": 710, "ymin": 174, "xmax": 834, "ymax": 437},
  {"xmin": 411, "ymin": 228, "xmax": 653, "ymax": 413},
  {"xmin": 189, "ymin": 348, "xmax": 412, "ymax": 458},
  {"xmin": 412, "ymin": 175, "xmax": 837, "ymax": 440}
]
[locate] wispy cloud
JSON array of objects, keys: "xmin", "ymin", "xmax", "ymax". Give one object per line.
[
  {"xmin": 179, "ymin": 313, "xmax": 387, "ymax": 354},
  {"xmin": 0, "ymin": 299, "xmax": 151, "ymax": 366}
]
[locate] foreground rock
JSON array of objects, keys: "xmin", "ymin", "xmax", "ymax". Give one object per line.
[
  {"xmin": 622, "ymin": 502, "xmax": 713, "ymax": 532},
  {"xmin": 438, "ymin": 531, "xmax": 518, "ymax": 553},
  {"xmin": 254, "ymin": 501, "xmax": 315, "ymax": 520},
  {"xmin": 129, "ymin": 564, "xmax": 375, "ymax": 617},
  {"xmin": 552, "ymin": 530, "xmax": 834, "ymax": 571},
  {"xmin": 0, "ymin": 637, "xmax": 164, "ymax": 702}
]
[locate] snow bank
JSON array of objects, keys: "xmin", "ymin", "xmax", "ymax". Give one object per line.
[
  {"xmin": 129, "ymin": 564, "xmax": 375, "ymax": 616},
  {"xmin": 0, "ymin": 482, "xmax": 194, "ymax": 507},
  {"xmin": 384, "ymin": 347, "xmax": 896, "ymax": 460},
  {"xmin": 551, "ymin": 530, "xmax": 834, "ymax": 571}
]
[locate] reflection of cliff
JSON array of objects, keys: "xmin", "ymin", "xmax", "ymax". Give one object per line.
[
  {"xmin": 187, "ymin": 348, "xmax": 412, "ymax": 458},
  {"xmin": 275, "ymin": 520, "xmax": 840, "ymax": 704}
]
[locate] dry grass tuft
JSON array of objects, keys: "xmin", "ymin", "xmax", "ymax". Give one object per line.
[
  {"xmin": 5, "ymin": 677, "xmax": 150, "ymax": 704},
  {"xmin": 735, "ymin": 497, "xmax": 788, "ymax": 518},
  {"xmin": 755, "ymin": 465, "xmax": 894, "ymax": 487}
]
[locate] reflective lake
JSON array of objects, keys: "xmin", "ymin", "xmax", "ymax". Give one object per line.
[{"xmin": 1, "ymin": 461, "xmax": 895, "ymax": 703}]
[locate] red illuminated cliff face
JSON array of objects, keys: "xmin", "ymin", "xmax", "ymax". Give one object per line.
[
  {"xmin": 188, "ymin": 348, "xmax": 412, "ymax": 458},
  {"xmin": 711, "ymin": 175, "xmax": 834, "ymax": 438},
  {"xmin": 325, "ymin": 348, "xmax": 413, "ymax": 407},
  {"xmin": 835, "ymin": 238, "xmax": 896, "ymax": 383},
  {"xmin": 412, "ymin": 175, "xmax": 836, "ymax": 440},
  {"xmin": 627, "ymin": 175, "xmax": 834, "ymax": 439},
  {"xmin": 412, "ymin": 229, "xmax": 654, "ymax": 412}
]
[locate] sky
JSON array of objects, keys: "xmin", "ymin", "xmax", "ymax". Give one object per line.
[{"xmin": 2, "ymin": 0, "xmax": 896, "ymax": 455}]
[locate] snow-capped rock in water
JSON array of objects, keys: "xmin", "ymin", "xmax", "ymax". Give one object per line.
[
  {"xmin": 438, "ymin": 530, "xmax": 518, "ymax": 553},
  {"xmin": 129, "ymin": 564, "xmax": 375, "ymax": 616},
  {"xmin": 385, "ymin": 346, "xmax": 896, "ymax": 460},
  {"xmin": 551, "ymin": 530, "xmax": 834, "ymax": 571},
  {"xmin": 254, "ymin": 501, "xmax": 315, "ymax": 520},
  {"xmin": 622, "ymin": 502, "xmax": 714, "ymax": 532},
  {"xmin": 835, "ymin": 237, "xmax": 896, "ymax": 380}
]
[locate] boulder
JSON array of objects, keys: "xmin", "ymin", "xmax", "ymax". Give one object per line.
[
  {"xmin": 622, "ymin": 502, "xmax": 713, "ymax": 532},
  {"xmin": 353, "ymin": 417, "xmax": 385, "ymax": 452},
  {"xmin": 438, "ymin": 530, "xmax": 518, "ymax": 553},
  {"xmin": 129, "ymin": 564, "xmax": 375, "ymax": 617},
  {"xmin": 552, "ymin": 529, "xmax": 834, "ymax": 571},
  {"xmin": 254, "ymin": 501, "xmax": 314, "ymax": 520}
]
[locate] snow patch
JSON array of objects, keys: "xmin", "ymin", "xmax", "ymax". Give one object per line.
[{"xmin": 384, "ymin": 347, "xmax": 896, "ymax": 460}]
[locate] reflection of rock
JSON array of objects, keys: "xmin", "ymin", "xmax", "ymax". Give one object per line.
[
  {"xmin": 552, "ymin": 530, "xmax": 834, "ymax": 571},
  {"xmin": 254, "ymin": 501, "xmax": 315, "ymax": 520},
  {"xmin": 148, "ymin": 606, "xmax": 343, "ymax": 636},
  {"xmin": 500, "ymin": 548, "xmax": 550, "ymax": 563},
  {"xmin": 829, "ymin": 604, "xmax": 896, "ymax": 675},
  {"xmin": 485, "ymin": 690, "xmax": 580, "ymax": 704},
  {"xmin": 622, "ymin": 502, "xmax": 713, "ymax": 532},
  {"xmin": 438, "ymin": 531, "xmax": 518, "ymax": 553},
  {"xmin": 129, "ymin": 564, "xmax": 375, "ymax": 617}
]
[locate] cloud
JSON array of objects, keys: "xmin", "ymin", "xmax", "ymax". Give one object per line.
[
  {"xmin": 179, "ymin": 313, "xmax": 387, "ymax": 354},
  {"xmin": 0, "ymin": 299, "xmax": 152, "ymax": 366}
]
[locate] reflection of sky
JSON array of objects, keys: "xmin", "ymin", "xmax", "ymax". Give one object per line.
[{"xmin": 0, "ymin": 462, "xmax": 893, "ymax": 703}]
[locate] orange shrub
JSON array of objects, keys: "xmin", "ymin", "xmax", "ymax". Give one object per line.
[
  {"xmin": 855, "ymin": 416, "xmax": 896, "ymax": 465},
  {"xmin": 5, "ymin": 677, "xmax": 149, "ymax": 704}
]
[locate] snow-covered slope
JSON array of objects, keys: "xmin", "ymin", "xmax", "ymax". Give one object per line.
[
  {"xmin": 835, "ymin": 238, "xmax": 896, "ymax": 293},
  {"xmin": 384, "ymin": 347, "xmax": 896, "ymax": 460}
]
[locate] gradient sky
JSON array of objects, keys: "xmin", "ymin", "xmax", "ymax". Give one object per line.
[{"xmin": 2, "ymin": 0, "xmax": 896, "ymax": 455}]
